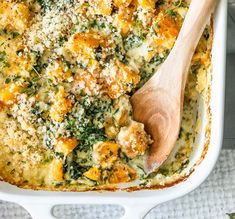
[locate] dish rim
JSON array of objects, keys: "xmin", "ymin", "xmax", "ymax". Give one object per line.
[{"xmin": 0, "ymin": 0, "xmax": 227, "ymax": 217}]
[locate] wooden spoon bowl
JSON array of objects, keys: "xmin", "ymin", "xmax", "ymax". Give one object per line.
[{"xmin": 131, "ymin": 0, "xmax": 218, "ymax": 172}]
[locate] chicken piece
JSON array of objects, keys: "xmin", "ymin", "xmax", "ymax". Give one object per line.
[
  {"xmin": 83, "ymin": 167, "xmax": 101, "ymax": 181},
  {"xmin": 104, "ymin": 60, "xmax": 140, "ymax": 99},
  {"xmin": 89, "ymin": 0, "xmax": 112, "ymax": 16},
  {"xmin": 0, "ymin": 2, "xmax": 30, "ymax": 33},
  {"xmin": 73, "ymin": 69, "xmax": 100, "ymax": 96},
  {"xmin": 51, "ymin": 159, "xmax": 64, "ymax": 181},
  {"xmin": 109, "ymin": 162, "xmax": 137, "ymax": 184},
  {"xmin": 0, "ymin": 82, "xmax": 22, "ymax": 106},
  {"xmin": 50, "ymin": 86, "xmax": 73, "ymax": 122},
  {"xmin": 117, "ymin": 121, "xmax": 150, "ymax": 158},
  {"xmin": 113, "ymin": 0, "xmax": 133, "ymax": 7},
  {"xmin": 138, "ymin": 0, "xmax": 156, "ymax": 10},
  {"xmin": 55, "ymin": 137, "xmax": 78, "ymax": 156},
  {"xmin": 113, "ymin": 2, "xmax": 137, "ymax": 36},
  {"xmin": 93, "ymin": 141, "xmax": 119, "ymax": 169},
  {"xmin": 113, "ymin": 95, "xmax": 132, "ymax": 127}
]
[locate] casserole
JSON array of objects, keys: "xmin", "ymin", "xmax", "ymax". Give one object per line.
[
  {"xmin": 0, "ymin": 0, "xmax": 210, "ymax": 191},
  {"xmin": 0, "ymin": 0, "xmax": 226, "ymax": 218}
]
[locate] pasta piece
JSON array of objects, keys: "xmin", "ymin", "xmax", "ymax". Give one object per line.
[
  {"xmin": 113, "ymin": 95, "xmax": 132, "ymax": 127},
  {"xmin": 104, "ymin": 120, "xmax": 119, "ymax": 138},
  {"xmin": 152, "ymin": 11, "xmax": 180, "ymax": 48},
  {"xmin": 66, "ymin": 32, "xmax": 106, "ymax": 72},
  {"xmin": 104, "ymin": 95, "xmax": 132, "ymax": 138},
  {"xmin": 142, "ymin": 11, "xmax": 180, "ymax": 61}
]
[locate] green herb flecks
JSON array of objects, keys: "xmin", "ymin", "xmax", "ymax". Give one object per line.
[
  {"xmin": 21, "ymin": 77, "xmax": 41, "ymax": 96},
  {"xmin": 37, "ymin": 0, "xmax": 52, "ymax": 11},
  {"xmin": 64, "ymin": 152, "xmax": 89, "ymax": 180},
  {"xmin": 203, "ymin": 27, "xmax": 210, "ymax": 40},
  {"xmin": 166, "ymin": 9, "xmax": 177, "ymax": 17},
  {"xmin": 5, "ymin": 78, "xmax": 11, "ymax": 84},
  {"xmin": 227, "ymin": 213, "xmax": 235, "ymax": 219},
  {"xmin": 124, "ymin": 34, "xmax": 143, "ymax": 50},
  {"xmin": 11, "ymin": 32, "xmax": 20, "ymax": 39},
  {"xmin": 156, "ymin": 0, "xmax": 165, "ymax": 6},
  {"xmin": 174, "ymin": 0, "xmax": 182, "ymax": 7},
  {"xmin": 65, "ymin": 95, "xmax": 113, "ymax": 151},
  {"xmin": 0, "ymin": 51, "xmax": 10, "ymax": 68}
]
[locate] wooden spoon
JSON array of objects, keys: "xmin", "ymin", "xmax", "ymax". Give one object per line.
[{"xmin": 131, "ymin": 0, "xmax": 218, "ymax": 172}]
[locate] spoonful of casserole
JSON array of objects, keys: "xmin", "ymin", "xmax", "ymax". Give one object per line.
[{"xmin": 131, "ymin": 0, "xmax": 218, "ymax": 173}]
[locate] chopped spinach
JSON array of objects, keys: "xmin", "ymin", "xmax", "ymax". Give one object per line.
[
  {"xmin": 21, "ymin": 77, "xmax": 40, "ymax": 96},
  {"xmin": 0, "ymin": 51, "xmax": 6, "ymax": 62},
  {"xmin": 65, "ymin": 154, "xmax": 89, "ymax": 180},
  {"xmin": 58, "ymin": 36, "xmax": 68, "ymax": 46},
  {"xmin": 37, "ymin": 0, "xmax": 52, "ymax": 10},
  {"xmin": 227, "ymin": 213, "xmax": 235, "ymax": 219},
  {"xmin": 11, "ymin": 32, "xmax": 20, "ymax": 39},
  {"xmin": 95, "ymin": 45, "xmax": 103, "ymax": 61},
  {"xmin": 64, "ymin": 95, "xmax": 113, "ymax": 151},
  {"xmin": 5, "ymin": 78, "xmax": 10, "ymax": 84},
  {"xmin": 124, "ymin": 35, "xmax": 143, "ymax": 50},
  {"xmin": 203, "ymin": 28, "xmax": 210, "ymax": 40},
  {"xmin": 149, "ymin": 54, "xmax": 165, "ymax": 65},
  {"xmin": 166, "ymin": 9, "xmax": 177, "ymax": 17},
  {"xmin": 156, "ymin": 0, "xmax": 165, "ymax": 6},
  {"xmin": 0, "ymin": 51, "xmax": 10, "ymax": 68}
]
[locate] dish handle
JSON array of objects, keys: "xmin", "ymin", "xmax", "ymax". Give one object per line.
[
  {"xmin": 20, "ymin": 203, "xmax": 55, "ymax": 219},
  {"xmin": 20, "ymin": 202, "xmax": 157, "ymax": 219},
  {"xmin": 120, "ymin": 203, "xmax": 156, "ymax": 219}
]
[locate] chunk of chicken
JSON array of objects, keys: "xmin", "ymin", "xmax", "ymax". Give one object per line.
[
  {"xmin": 93, "ymin": 141, "xmax": 119, "ymax": 169},
  {"xmin": 118, "ymin": 121, "xmax": 150, "ymax": 158},
  {"xmin": 109, "ymin": 162, "xmax": 137, "ymax": 184}
]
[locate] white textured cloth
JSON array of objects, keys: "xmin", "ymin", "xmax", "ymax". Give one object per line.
[{"xmin": 0, "ymin": 149, "xmax": 235, "ymax": 219}]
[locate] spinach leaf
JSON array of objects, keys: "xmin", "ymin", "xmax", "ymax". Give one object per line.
[{"xmin": 227, "ymin": 213, "xmax": 235, "ymax": 219}]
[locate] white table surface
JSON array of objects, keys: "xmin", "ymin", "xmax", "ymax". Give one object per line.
[{"xmin": 1, "ymin": 3, "xmax": 235, "ymax": 219}]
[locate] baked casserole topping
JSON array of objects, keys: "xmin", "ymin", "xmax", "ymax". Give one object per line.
[{"xmin": 0, "ymin": 0, "xmax": 212, "ymax": 190}]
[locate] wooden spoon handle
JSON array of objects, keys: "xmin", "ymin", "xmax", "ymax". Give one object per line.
[
  {"xmin": 174, "ymin": 0, "xmax": 217, "ymax": 52},
  {"xmin": 132, "ymin": 0, "xmax": 218, "ymax": 172},
  {"xmin": 167, "ymin": 0, "xmax": 218, "ymax": 90}
]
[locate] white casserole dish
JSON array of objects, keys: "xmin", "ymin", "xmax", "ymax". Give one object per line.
[{"xmin": 0, "ymin": 0, "xmax": 227, "ymax": 218}]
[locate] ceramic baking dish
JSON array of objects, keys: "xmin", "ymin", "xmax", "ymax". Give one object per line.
[{"xmin": 0, "ymin": 0, "xmax": 227, "ymax": 218}]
